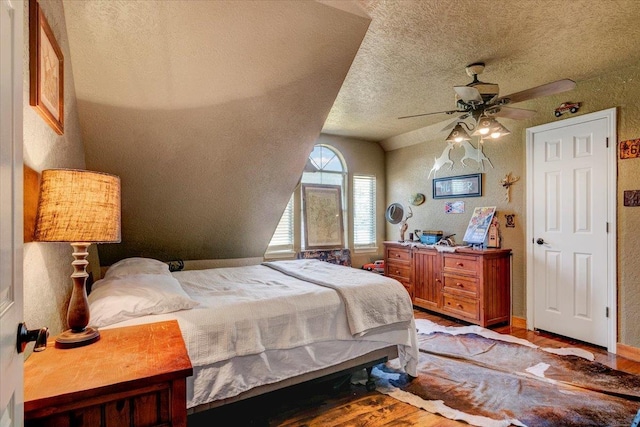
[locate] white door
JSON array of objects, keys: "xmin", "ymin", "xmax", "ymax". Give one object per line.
[
  {"xmin": 0, "ymin": 0, "xmax": 24, "ymax": 425},
  {"xmin": 526, "ymin": 109, "xmax": 616, "ymax": 350}
]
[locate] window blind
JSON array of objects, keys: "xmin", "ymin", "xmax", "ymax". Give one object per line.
[
  {"xmin": 353, "ymin": 175, "xmax": 376, "ymax": 249},
  {"xmin": 267, "ymin": 195, "xmax": 294, "ymax": 252}
]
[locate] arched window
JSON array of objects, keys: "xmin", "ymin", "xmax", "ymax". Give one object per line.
[{"xmin": 267, "ymin": 144, "xmax": 377, "ymax": 256}]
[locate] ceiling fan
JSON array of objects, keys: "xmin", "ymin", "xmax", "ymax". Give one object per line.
[{"xmin": 398, "ymin": 62, "xmax": 576, "ymax": 133}]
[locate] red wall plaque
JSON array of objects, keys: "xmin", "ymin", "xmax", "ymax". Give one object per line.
[{"xmin": 620, "ymin": 139, "xmax": 640, "ymax": 159}]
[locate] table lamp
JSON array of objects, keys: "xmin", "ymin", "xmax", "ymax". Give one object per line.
[{"xmin": 33, "ymin": 169, "xmax": 121, "ymax": 348}]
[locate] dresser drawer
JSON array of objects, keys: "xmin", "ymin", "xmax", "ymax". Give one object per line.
[
  {"xmin": 443, "ymin": 254, "xmax": 479, "ymax": 276},
  {"xmin": 442, "ymin": 294, "xmax": 479, "ymax": 320},
  {"xmin": 387, "ymin": 247, "xmax": 411, "ymax": 263},
  {"xmin": 443, "ymin": 274, "xmax": 478, "ymax": 297},
  {"xmin": 386, "ymin": 262, "xmax": 411, "ymax": 281}
]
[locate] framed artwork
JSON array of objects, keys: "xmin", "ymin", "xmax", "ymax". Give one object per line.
[
  {"xmin": 445, "ymin": 201, "xmax": 465, "ymax": 214},
  {"xmin": 302, "ymin": 184, "xmax": 344, "ymax": 249},
  {"xmin": 29, "ymin": 0, "xmax": 64, "ymax": 134},
  {"xmin": 462, "ymin": 206, "xmax": 496, "ymax": 244},
  {"xmin": 433, "ymin": 173, "xmax": 482, "ymax": 199}
]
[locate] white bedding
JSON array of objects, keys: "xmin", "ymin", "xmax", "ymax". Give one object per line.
[
  {"xmin": 262, "ymin": 259, "xmax": 414, "ymax": 336},
  {"xmin": 99, "ymin": 261, "xmax": 419, "ymax": 408}
]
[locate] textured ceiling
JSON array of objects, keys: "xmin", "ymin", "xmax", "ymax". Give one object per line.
[{"xmin": 323, "ymin": 0, "xmax": 640, "ymax": 147}]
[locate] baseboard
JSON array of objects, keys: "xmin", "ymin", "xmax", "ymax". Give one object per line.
[
  {"xmin": 511, "ymin": 316, "xmax": 527, "ymax": 329},
  {"xmin": 617, "ymin": 342, "xmax": 640, "ymax": 362}
]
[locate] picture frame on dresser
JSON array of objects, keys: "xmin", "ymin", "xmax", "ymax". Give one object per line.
[{"xmin": 29, "ymin": 0, "xmax": 64, "ymax": 135}]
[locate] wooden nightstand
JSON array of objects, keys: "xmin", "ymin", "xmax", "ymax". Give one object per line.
[{"xmin": 24, "ymin": 320, "xmax": 193, "ymax": 427}]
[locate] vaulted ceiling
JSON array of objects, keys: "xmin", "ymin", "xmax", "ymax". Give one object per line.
[{"xmin": 63, "ymin": 0, "xmax": 640, "ymax": 263}]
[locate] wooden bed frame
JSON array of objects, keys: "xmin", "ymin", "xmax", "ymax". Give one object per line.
[{"xmin": 187, "ymin": 345, "xmax": 398, "ymax": 414}]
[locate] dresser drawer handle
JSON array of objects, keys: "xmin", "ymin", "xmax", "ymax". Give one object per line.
[
  {"xmin": 395, "ymin": 270, "xmax": 400, "ymax": 275},
  {"xmin": 456, "ymin": 283, "xmax": 464, "ymax": 287},
  {"xmin": 457, "ymin": 303, "xmax": 464, "ymax": 309},
  {"xmin": 457, "ymin": 262, "xmax": 464, "ymax": 267},
  {"xmin": 395, "ymin": 254, "xmax": 401, "ymax": 258}
]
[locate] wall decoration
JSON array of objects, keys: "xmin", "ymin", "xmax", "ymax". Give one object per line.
[
  {"xmin": 623, "ymin": 190, "xmax": 640, "ymax": 207},
  {"xmin": 620, "ymin": 139, "xmax": 640, "ymax": 159},
  {"xmin": 462, "ymin": 206, "xmax": 496, "ymax": 244},
  {"xmin": 302, "ymin": 184, "xmax": 344, "ymax": 249},
  {"xmin": 445, "ymin": 201, "xmax": 465, "ymax": 214},
  {"xmin": 29, "ymin": 0, "xmax": 64, "ymax": 134},
  {"xmin": 458, "ymin": 140, "xmax": 494, "ymax": 171},
  {"xmin": 504, "ymin": 214, "xmax": 516, "ymax": 228},
  {"xmin": 433, "ymin": 173, "xmax": 482, "ymax": 199},
  {"xmin": 500, "ymin": 172, "xmax": 521, "ymax": 202},
  {"xmin": 554, "ymin": 101, "xmax": 581, "ymax": 117},
  {"xmin": 409, "ymin": 193, "xmax": 425, "ymax": 206},
  {"xmin": 427, "ymin": 142, "xmax": 455, "ymax": 179}
]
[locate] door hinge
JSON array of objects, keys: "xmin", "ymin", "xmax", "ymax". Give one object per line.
[
  {"xmin": 606, "ymin": 222, "xmax": 609, "ymax": 233},
  {"xmin": 606, "ymin": 137, "xmax": 609, "ymax": 148},
  {"xmin": 606, "ymin": 307, "xmax": 610, "ymax": 318}
]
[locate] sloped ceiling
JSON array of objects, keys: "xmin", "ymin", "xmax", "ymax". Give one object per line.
[{"xmin": 63, "ymin": 0, "xmax": 370, "ymax": 263}]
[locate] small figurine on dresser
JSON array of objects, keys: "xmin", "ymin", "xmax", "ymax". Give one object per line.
[{"xmin": 487, "ymin": 217, "xmax": 500, "ymax": 248}]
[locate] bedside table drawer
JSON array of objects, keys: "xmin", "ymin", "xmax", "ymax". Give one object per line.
[{"xmin": 25, "ymin": 382, "xmax": 175, "ymax": 427}]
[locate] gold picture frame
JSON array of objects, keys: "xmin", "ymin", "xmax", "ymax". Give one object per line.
[
  {"xmin": 302, "ymin": 184, "xmax": 344, "ymax": 250},
  {"xmin": 29, "ymin": 0, "xmax": 64, "ymax": 135}
]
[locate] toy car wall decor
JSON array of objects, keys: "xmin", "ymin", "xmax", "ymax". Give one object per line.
[{"xmin": 554, "ymin": 102, "xmax": 581, "ymax": 117}]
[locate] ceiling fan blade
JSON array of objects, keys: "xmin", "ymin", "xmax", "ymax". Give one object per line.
[
  {"xmin": 492, "ymin": 106, "xmax": 537, "ymax": 120},
  {"xmin": 397, "ymin": 109, "xmax": 461, "ymax": 119},
  {"xmin": 454, "ymin": 86, "xmax": 483, "ymax": 103},
  {"xmin": 498, "ymin": 79, "xmax": 576, "ymax": 104}
]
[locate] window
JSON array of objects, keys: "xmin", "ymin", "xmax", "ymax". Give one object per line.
[
  {"xmin": 353, "ymin": 175, "xmax": 376, "ymax": 250},
  {"xmin": 267, "ymin": 195, "xmax": 294, "ymax": 253},
  {"xmin": 267, "ymin": 144, "xmax": 378, "ymax": 256}
]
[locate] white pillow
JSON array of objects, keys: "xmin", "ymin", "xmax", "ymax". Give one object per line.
[
  {"xmin": 88, "ymin": 274, "xmax": 198, "ymax": 327},
  {"xmin": 104, "ymin": 257, "xmax": 171, "ymax": 279}
]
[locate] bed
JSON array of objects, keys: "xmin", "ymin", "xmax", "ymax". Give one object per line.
[{"xmin": 87, "ymin": 257, "xmax": 419, "ymax": 413}]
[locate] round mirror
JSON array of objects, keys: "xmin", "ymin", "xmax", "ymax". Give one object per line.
[{"xmin": 385, "ymin": 203, "xmax": 404, "ymax": 224}]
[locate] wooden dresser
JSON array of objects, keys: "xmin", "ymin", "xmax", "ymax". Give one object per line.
[
  {"xmin": 24, "ymin": 320, "xmax": 193, "ymax": 427},
  {"xmin": 384, "ymin": 242, "xmax": 511, "ymax": 327}
]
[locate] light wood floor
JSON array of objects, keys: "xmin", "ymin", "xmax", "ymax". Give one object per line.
[{"xmin": 188, "ymin": 309, "xmax": 640, "ymax": 426}]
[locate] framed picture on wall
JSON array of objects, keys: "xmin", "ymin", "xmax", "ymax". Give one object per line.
[
  {"xmin": 433, "ymin": 173, "xmax": 482, "ymax": 199},
  {"xmin": 302, "ymin": 184, "xmax": 344, "ymax": 249},
  {"xmin": 29, "ymin": 0, "xmax": 64, "ymax": 135}
]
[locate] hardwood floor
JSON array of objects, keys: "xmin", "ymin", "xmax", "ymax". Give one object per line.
[{"xmin": 188, "ymin": 309, "xmax": 640, "ymax": 426}]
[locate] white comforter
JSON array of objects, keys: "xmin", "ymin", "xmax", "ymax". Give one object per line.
[
  {"xmin": 103, "ymin": 261, "xmax": 419, "ymax": 405},
  {"xmin": 263, "ymin": 259, "xmax": 414, "ymax": 336}
]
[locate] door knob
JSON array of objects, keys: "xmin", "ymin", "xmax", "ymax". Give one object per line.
[
  {"xmin": 17, "ymin": 323, "xmax": 49, "ymax": 353},
  {"xmin": 536, "ymin": 238, "xmax": 545, "ymax": 245}
]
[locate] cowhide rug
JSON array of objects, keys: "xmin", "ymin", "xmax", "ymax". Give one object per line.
[{"xmin": 372, "ymin": 319, "xmax": 640, "ymax": 427}]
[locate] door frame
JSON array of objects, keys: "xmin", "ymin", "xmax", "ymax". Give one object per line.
[{"xmin": 525, "ymin": 108, "xmax": 617, "ymax": 353}]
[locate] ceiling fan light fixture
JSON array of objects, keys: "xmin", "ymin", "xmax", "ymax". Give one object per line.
[
  {"xmin": 445, "ymin": 123, "xmax": 471, "ymax": 143},
  {"xmin": 489, "ymin": 122, "xmax": 511, "ymax": 139},
  {"xmin": 472, "ymin": 116, "xmax": 496, "ymax": 136}
]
